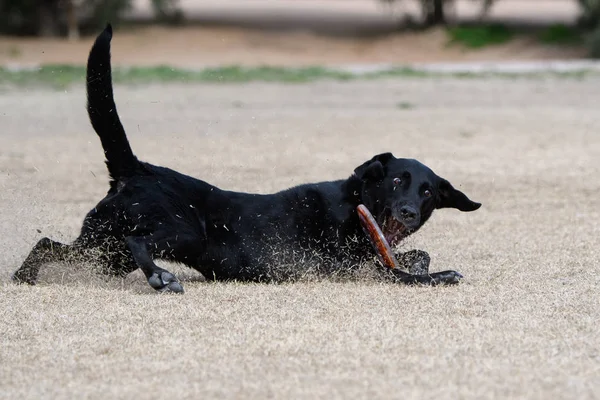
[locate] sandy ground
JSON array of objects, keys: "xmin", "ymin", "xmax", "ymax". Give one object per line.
[
  {"xmin": 0, "ymin": 0, "xmax": 587, "ymax": 68},
  {"xmin": 1, "ymin": 77, "xmax": 599, "ymax": 399}
]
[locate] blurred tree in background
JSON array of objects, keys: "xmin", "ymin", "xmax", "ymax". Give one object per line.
[
  {"xmin": 578, "ymin": 0, "xmax": 600, "ymax": 27},
  {"xmin": 577, "ymin": 0, "xmax": 600, "ymax": 56},
  {"xmin": 421, "ymin": 0, "xmax": 600, "ymax": 57},
  {"xmin": 0, "ymin": 0, "xmax": 181, "ymax": 37},
  {"xmin": 1, "ymin": 0, "xmax": 600, "ymax": 58}
]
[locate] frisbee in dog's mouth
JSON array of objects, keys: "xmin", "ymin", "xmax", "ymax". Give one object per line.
[{"xmin": 356, "ymin": 204, "xmax": 401, "ymax": 270}]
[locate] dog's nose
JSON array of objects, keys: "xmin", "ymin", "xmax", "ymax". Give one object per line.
[{"xmin": 400, "ymin": 206, "xmax": 418, "ymax": 221}]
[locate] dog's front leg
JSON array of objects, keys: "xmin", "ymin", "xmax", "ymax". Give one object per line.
[{"xmin": 394, "ymin": 249, "xmax": 430, "ymax": 275}]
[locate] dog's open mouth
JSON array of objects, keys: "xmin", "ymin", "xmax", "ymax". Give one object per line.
[{"xmin": 381, "ymin": 215, "xmax": 409, "ymax": 248}]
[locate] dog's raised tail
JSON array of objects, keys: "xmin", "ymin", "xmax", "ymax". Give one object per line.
[{"xmin": 86, "ymin": 23, "xmax": 138, "ymax": 180}]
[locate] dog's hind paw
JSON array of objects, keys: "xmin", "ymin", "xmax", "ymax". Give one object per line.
[
  {"xmin": 148, "ymin": 271, "xmax": 184, "ymax": 294},
  {"xmin": 11, "ymin": 269, "xmax": 37, "ymax": 285}
]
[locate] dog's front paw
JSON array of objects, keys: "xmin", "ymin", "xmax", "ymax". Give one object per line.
[
  {"xmin": 148, "ymin": 271, "xmax": 184, "ymax": 294},
  {"xmin": 399, "ymin": 270, "xmax": 463, "ymax": 286},
  {"xmin": 425, "ymin": 270, "xmax": 463, "ymax": 286}
]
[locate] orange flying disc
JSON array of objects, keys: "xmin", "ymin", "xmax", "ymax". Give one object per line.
[{"xmin": 357, "ymin": 204, "xmax": 400, "ymax": 270}]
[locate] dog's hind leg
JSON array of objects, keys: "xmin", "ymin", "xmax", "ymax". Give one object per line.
[
  {"xmin": 12, "ymin": 237, "xmax": 78, "ymax": 285},
  {"xmin": 125, "ymin": 236, "xmax": 185, "ymax": 294}
]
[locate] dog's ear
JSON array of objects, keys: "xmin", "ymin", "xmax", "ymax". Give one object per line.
[
  {"xmin": 436, "ymin": 178, "xmax": 481, "ymax": 212},
  {"xmin": 353, "ymin": 153, "xmax": 395, "ymax": 181}
]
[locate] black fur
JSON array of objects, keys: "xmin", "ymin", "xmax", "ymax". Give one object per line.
[{"xmin": 12, "ymin": 24, "xmax": 481, "ymax": 293}]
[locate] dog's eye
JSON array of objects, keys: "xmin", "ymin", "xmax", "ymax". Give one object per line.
[
  {"xmin": 423, "ymin": 189, "xmax": 432, "ymax": 198},
  {"xmin": 393, "ymin": 178, "xmax": 402, "ymax": 185}
]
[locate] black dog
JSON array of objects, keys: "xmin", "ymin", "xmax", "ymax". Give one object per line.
[{"xmin": 12, "ymin": 25, "xmax": 481, "ymax": 293}]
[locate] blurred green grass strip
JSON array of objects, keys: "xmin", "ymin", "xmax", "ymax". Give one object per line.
[
  {"xmin": 538, "ymin": 24, "xmax": 583, "ymax": 45},
  {"xmin": 0, "ymin": 65, "xmax": 355, "ymax": 88},
  {"xmin": 0, "ymin": 64, "xmax": 597, "ymax": 89},
  {"xmin": 447, "ymin": 24, "xmax": 514, "ymax": 48}
]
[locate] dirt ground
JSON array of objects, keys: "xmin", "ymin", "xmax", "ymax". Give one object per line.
[
  {"xmin": 1, "ymin": 76, "xmax": 599, "ymax": 398},
  {"xmin": 0, "ymin": 0, "xmax": 587, "ymax": 67}
]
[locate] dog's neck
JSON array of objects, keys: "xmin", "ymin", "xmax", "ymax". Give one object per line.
[{"xmin": 341, "ymin": 174, "xmax": 364, "ymax": 207}]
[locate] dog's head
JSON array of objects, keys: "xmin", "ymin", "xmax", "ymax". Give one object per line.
[{"xmin": 353, "ymin": 152, "xmax": 481, "ymax": 246}]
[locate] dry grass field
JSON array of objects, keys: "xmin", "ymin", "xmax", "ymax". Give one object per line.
[{"xmin": 1, "ymin": 77, "xmax": 599, "ymax": 399}]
